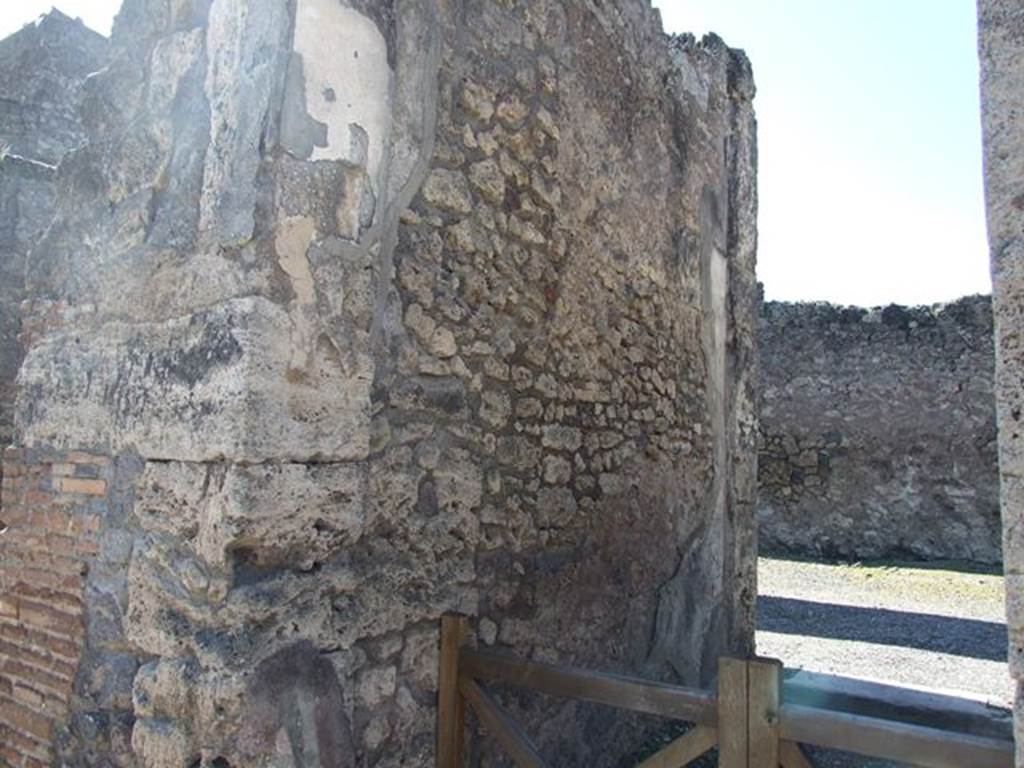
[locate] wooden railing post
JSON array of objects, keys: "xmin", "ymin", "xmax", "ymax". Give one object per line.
[
  {"xmin": 438, "ymin": 613, "xmax": 469, "ymax": 767},
  {"xmin": 718, "ymin": 657, "xmax": 749, "ymax": 767},
  {"xmin": 747, "ymin": 658, "xmax": 782, "ymax": 768}
]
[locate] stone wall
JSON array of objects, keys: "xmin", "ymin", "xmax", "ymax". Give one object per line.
[
  {"xmin": 978, "ymin": 0, "xmax": 1024, "ymax": 761},
  {"xmin": 0, "ymin": 156, "xmax": 56, "ymax": 451},
  {"xmin": 0, "ymin": 10, "xmax": 108, "ymax": 450},
  {"xmin": 0, "ymin": 1, "xmax": 759, "ymax": 766},
  {"xmin": 758, "ymin": 296, "xmax": 1000, "ymax": 564}
]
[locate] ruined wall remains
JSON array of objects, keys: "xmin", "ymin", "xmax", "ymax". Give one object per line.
[
  {"xmin": 0, "ymin": 10, "xmax": 109, "ymax": 164},
  {"xmin": 758, "ymin": 296, "xmax": 1000, "ymax": 564},
  {"xmin": 0, "ymin": 10, "xmax": 108, "ymax": 450},
  {"xmin": 0, "ymin": 1, "xmax": 758, "ymax": 766},
  {"xmin": 978, "ymin": 0, "xmax": 1024, "ymax": 760}
]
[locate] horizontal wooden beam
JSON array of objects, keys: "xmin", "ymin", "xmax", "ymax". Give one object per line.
[
  {"xmin": 460, "ymin": 648, "xmax": 717, "ymax": 725},
  {"xmin": 782, "ymin": 669, "xmax": 1013, "ymax": 741},
  {"xmin": 779, "ymin": 703, "xmax": 1014, "ymax": 768},
  {"xmin": 458, "ymin": 677, "xmax": 549, "ymax": 768},
  {"xmin": 460, "ymin": 647, "xmax": 1014, "ymax": 768}
]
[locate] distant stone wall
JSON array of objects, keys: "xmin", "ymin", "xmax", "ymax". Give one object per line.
[
  {"xmin": 978, "ymin": 0, "xmax": 1024, "ymax": 760},
  {"xmin": 758, "ymin": 296, "xmax": 1000, "ymax": 563},
  {"xmin": 0, "ymin": 1, "xmax": 759, "ymax": 766},
  {"xmin": 0, "ymin": 11, "xmax": 108, "ymax": 450}
]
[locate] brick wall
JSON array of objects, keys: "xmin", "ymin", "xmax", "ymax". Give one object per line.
[{"xmin": 0, "ymin": 447, "xmax": 108, "ymax": 767}]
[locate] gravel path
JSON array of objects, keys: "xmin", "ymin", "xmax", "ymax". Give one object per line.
[
  {"xmin": 756, "ymin": 556, "xmax": 1011, "ymax": 766},
  {"xmin": 757, "ymin": 556, "xmax": 1010, "ymax": 705}
]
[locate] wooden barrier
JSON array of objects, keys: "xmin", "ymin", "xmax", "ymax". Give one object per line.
[
  {"xmin": 436, "ymin": 614, "xmax": 1015, "ymax": 768},
  {"xmin": 437, "ymin": 614, "xmax": 468, "ymax": 768}
]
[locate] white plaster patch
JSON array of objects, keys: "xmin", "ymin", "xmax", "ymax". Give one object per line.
[
  {"xmin": 275, "ymin": 215, "xmax": 316, "ymax": 306},
  {"xmin": 275, "ymin": 219, "xmax": 317, "ymax": 374},
  {"xmin": 293, "ymin": 0, "xmax": 392, "ymax": 182}
]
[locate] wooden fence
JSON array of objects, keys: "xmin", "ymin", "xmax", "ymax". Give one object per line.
[{"xmin": 436, "ymin": 614, "xmax": 1015, "ymax": 768}]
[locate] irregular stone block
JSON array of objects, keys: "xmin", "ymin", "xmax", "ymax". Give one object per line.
[{"xmin": 18, "ymin": 297, "xmax": 372, "ymax": 462}]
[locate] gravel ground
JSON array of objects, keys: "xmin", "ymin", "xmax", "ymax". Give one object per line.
[{"xmin": 757, "ymin": 556, "xmax": 1011, "ymax": 766}]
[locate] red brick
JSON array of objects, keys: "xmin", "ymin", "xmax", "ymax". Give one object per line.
[
  {"xmin": 6, "ymin": 532, "xmax": 49, "ymax": 552},
  {"xmin": 48, "ymin": 658, "xmax": 76, "ymax": 682},
  {"xmin": 9, "ymin": 568, "xmax": 82, "ymax": 595},
  {"xmin": 50, "ymin": 512, "xmax": 97, "ymax": 537},
  {"xmin": 0, "ymin": 597, "xmax": 17, "ymax": 619},
  {"xmin": 65, "ymin": 452, "xmax": 110, "ymax": 467},
  {"xmin": 11, "ymin": 684, "xmax": 43, "ymax": 710},
  {"xmin": 0, "ymin": 642, "xmax": 60, "ymax": 681},
  {"xmin": 57, "ymin": 477, "xmax": 106, "ymax": 496},
  {"xmin": 35, "ymin": 543, "xmax": 89, "ymax": 571},
  {"xmin": 2, "ymin": 462, "xmax": 24, "ymax": 478},
  {"xmin": 23, "ymin": 491, "xmax": 52, "ymax": 506},
  {"xmin": 15, "ymin": 626, "xmax": 79, "ymax": 663},
  {"xmin": 41, "ymin": 534, "xmax": 78, "ymax": 558},
  {"xmin": 16, "ymin": 601, "xmax": 82, "ymax": 639},
  {"xmin": 4, "ymin": 661, "xmax": 73, "ymax": 699},
  {"xmin": 74, "ymin": 539, "xmax": 99, "ymax": 557},
  {"xmin": 39, "ymin": 552, "xmax": 85, "ymax": 578},
  {"xmin": 3, "ymin": 643, "xmax": 75, "ymax": 681},
  {"xmin": 38, "ymin": 634, "xmax": 79, "ymax": 662},
  {"xmin": 0, "ymin": 621, "xmax": 70, "ymax": 654},
  {"xmin": 58, "ymin": 573, "xmax": 83, "ymax": 593},
  {"xmin": 2, "ymin": 723, "xmax": 47, "ymax": 759},
  {"xmin": 9, "ymin": 583, "xmax": 81, "ymax": 615},
  {"xmin": 0, "ymin": 620, "xmax": 29, "ymax": 646},
  {"xmin": 0, "ymin": 509, "xmax": 29, "ymax": 528},
  {"xmin": 0, "ymin": 696, "xmax": 53, "ymax": 741},
  {"xmin": 30, "ymin": 509, "xmax": 71, "ymax": 534}
]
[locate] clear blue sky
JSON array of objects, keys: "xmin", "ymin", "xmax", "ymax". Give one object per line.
[
  {"xmin": 654, "ymin": 0, "xmax": 990, "ymax": 306},
  {"xmin": 2, "ymin": 1, "xmax": 991, "ymax": 306}
]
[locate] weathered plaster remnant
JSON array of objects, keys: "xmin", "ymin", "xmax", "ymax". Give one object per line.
[
  {"xmin": 292, "ymin": 0, "xmax": 392, "ymax": 177},
  {"xmin": 759, "ymin": 296, "xmax": 1000, "ymax": 564},
  {"xmin": 978, "ymin": 0, "xmax": 1024, "ymax": 760},
  {"xmin": 0, "ymin": 1, "xmax": 759, "ymax": 765}
]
